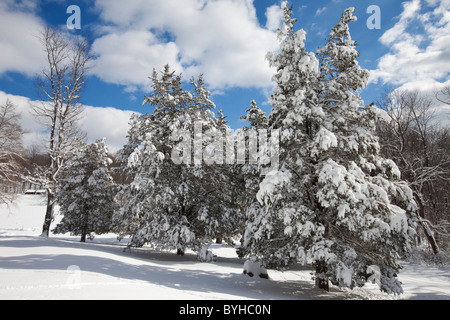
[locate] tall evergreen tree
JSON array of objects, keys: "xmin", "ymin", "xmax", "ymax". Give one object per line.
[
  {"xmin": 113, "ymin": 65, "xmax": 244, "ymax": 259},
  {"xmin": 54, "ymin": 138, "xmax": 117, "ymax": 242},
  {"xmin": 242, "ymin": 2, "xmax": 417, "ymax": 294}
]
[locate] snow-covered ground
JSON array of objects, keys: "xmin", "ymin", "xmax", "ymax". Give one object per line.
[{"xmin": 1, "ymin": 195, "xmax": 449, "ymax": 300}]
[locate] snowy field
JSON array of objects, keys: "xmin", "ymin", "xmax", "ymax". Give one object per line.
[{"xmin": 0, "ymin": 195, "xmax": 449, "ymax": 300}]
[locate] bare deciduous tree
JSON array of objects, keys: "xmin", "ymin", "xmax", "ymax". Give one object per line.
[
  {"xmin": 32, "ymin": 27, "xmax": 91, "ymax": 236},
  {"xmin": 435, "ymin": 85, "xmax": 450, "ymax": 106},
  {"xmin": 377, "ymin": 89, "xmax": 450, "ymax": 254},
  {"xmin": 0, "ymin": 99, "xmax": 24, "ymax": 205}
]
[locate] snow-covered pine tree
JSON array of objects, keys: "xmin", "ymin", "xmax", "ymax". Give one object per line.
[
  {"xmin": 238, "ymin": 100, "xmax": 269, "ymax": 218},
  {"xmin": 242, "ymin": 0, "xmax": 322, "ymax": 268},
  {"xmin": 242, "ymin": 2, "xmax": 417, "ymax": 294},
  {"xmin": 240, "ymin": 100, "xmax": 269, "ymax": 130},
  {"xmin": 113, "ymin": 65, "xmax": 244, "ymax": 259},
  {"xmin": 54, "ymin": 138, "xmax": 117, "ymax": 242}
]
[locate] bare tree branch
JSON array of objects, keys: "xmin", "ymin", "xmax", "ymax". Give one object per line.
[
  {"xmin": 376, "ymin": 89, "xmax": 450, "ymax": 254},
  {"xmin": 0, "ymin": 99, "xmax": 24, "ymax": 205},
  {"xmin": 435, "ymin": 85, "xmax": 450, "ymax": 106}
]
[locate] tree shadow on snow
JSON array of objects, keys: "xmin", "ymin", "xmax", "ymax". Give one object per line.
[{"xmin": 0, "ymin": 235, "xmax": 385, "ymax": 299}]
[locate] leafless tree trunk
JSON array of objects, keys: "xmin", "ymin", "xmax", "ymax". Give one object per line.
[
  {"xmin": 376, "ymin": 90, "xmax": 450, "ymax": 254},
  {"xmin": 32, "ymin": 27, "xmax": 91, "ymax": 236},
  {"xmin": 0, "ymin": 99, "xmax": 24, "ymax": 205}
]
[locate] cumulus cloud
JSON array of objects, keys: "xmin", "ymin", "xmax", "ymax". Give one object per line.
[
  {"xmin": 91, "ymin": 0, "xmax": 279, "ymax": 90},
  {"xmin": 0, "ymin": 0, "xmax": 281, "ymax": 92},
  {"xmin": 0, "ymin": 90, "xmax": 134, "ymax": 154},
  {"xmin": 370, "ymin": 0, "xmax": 450, "ymax": 92},
  {"xmin": 0, "ymin": 1, "xmax": 46, "ymax": 76},
  {"xmin": 265, "ymin": 4, "xmax": 283, "ymax": 31},
  {"xmin": 0, "ymin": 90, "xmax": 47, "ymax": 149},
  {"xmin": 79, "ymin": 106, "xmax": 136, "ymax": 153},
  {"xmin": 91, "ymin": 30, "xmax": 182, "ymax": 88}
]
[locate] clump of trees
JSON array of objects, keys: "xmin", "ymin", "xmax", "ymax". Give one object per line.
[
  {"xmin": 240, "ymin": 3, "xmax": 417, "ymax": 294},
  {"xmin": 112, "ymin": 66, "xmax": 246, "ymax": 259},
  {"xmin": 376, "ymin": 89, "xmax": 450, "ymax": 254},
  {"xmin": 0, "ymin": 100, "xmax": 24, "ymax": 205}
]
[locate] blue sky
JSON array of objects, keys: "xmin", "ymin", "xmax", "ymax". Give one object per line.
[{"xmin": 1, "ymin": 0, "xmax": 449, "ymax": 151}]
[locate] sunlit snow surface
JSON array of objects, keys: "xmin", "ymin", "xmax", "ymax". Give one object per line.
[{"xmin": 0, "ymin": 195, "xmax": 448, "ymax": 300}]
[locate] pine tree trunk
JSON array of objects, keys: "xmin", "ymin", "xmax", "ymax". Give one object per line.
[
  {"xmin": 41, "ymin": 191, "xmax": 54, "ymax": 237},
  {"xmin": 315, "ymin": 260, "xmax": 330, "ymax": 291},
  {"xmin": 81, "ymin": 208, "xmax": 88, "ymax": 243}
]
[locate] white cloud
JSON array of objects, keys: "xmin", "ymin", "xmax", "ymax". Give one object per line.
[
  {"xmin": 370, "ymin": 0, "xmax": 450, "ymax": 92},
  {"xmin": 265, "ymin": 4, "xmax": 283, "ymax": 31},
  {"xmin": 0, "ymin": 90, "xmax": 47, "ymax": 149},
  {"xmin": 378, "ymin": 0, "xmax": 422, "ymax": 46},
  {"xmin": 79, "ymin": 106, "xmax": 136, "ymax": 153},
  {"xmin": 91, "ymin": 30, "xmax": 182, "ymax": 89},
  {"xmin": 0, "ymin": 0, "xmax": 280, "ymax": 91},
  {"xmin": 0, "ymin": 90, "xmax": 134, "ymax": 154},
  {"xmin": 91, "ymin": 0, "xmax": 279, "ymax": 90},
  {"xmin": 0, "ymin": 1, "xmax": 46, "ymax": 76},
  {"xmin": 315, "ymin": 7, "xmax": 327, "ymax": 17}
]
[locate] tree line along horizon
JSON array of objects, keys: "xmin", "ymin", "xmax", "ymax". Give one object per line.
[{"xmin": 0, "ymin": 2, "xmax": 448, "ymax": 294}]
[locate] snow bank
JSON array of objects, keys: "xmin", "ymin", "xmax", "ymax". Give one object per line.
[
  {"xmin": 243, "ymin": 260, "xmax": 269, "ymax": 279},
  {"xmin": 197, "ymin": 246, "xmax": 214, "ymax": 262}
]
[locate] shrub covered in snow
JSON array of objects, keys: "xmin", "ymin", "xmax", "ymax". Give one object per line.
[
  {"xmin": 243, "ymin": 259, "xmax": 269, "ymax": 279},
  {"xmin": 198, "ymin": 246, "xmax": 215, "ymax": 262}
]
